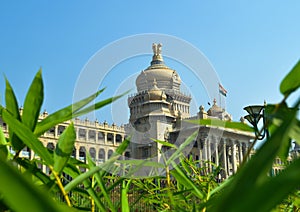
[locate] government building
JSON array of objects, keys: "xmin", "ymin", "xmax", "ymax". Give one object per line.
[{"xmin": 1, "ymin": 43, "xmax": 256, "ymax": 179}]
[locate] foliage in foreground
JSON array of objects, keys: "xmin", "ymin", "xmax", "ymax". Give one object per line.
[{"xmin": 0, "ymin": 60, "xmax": 299, "ymax": 211}]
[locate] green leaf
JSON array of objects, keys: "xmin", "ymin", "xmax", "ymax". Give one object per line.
[
  {"xmin": 0, "ymin": 159, "xmax": 67, "ymax": 212},
  {"xmin": 186, "ymin": 119, "xmax": 254, "ymax": 132},
  {"xmin": 166, "ymin": 131, "xmax": 198, "ymax": 165},
  {"xmin": 72, "ymin": 92, "xmax": 126, "ymax": 118},
  {"xmin": 0, "ymin": 127, "xmax": 8, "ymax": 160},
  {"xmin": 1, "ymin": 108, "xmax": 53, "ymax": 165},
  {"xmin": 53, "ymin": 122, "xmax": 76, "ymax": 175},
  {"xmin": 170, "ymin": 161, "xmax": 205, "ymax": 199},
  {"xmin": 15, "ymin": 158, "xmax": 52, "ymax": 186},
  {"xmin": 4, "ymin": 78, "xmax": 24, "ymax": 151},
  {"xmin": 208, "ymin": 102, "xmax": 299, "ymax": 212},
  {"xmin": 290, "ymin": 120, "xmax": 300, "ymax": 143},
  {"xmin": 86, "ymin": 154, "xmax": 115, "ymax": 212},
  {"xmin": 34, "ymin": 88, "xmax": 107, "ymax": 136},
  {"xmin": 153, "ymin": 139, "xmax": 178, "ymax": 150},
  {"xmin": 117, "ymin": 159, "xmax": 164, "ymax": 168},
  {"xmin": 22, "ymin": 69, "xmax": 44, "ymax": 131},
  {"xmin": 121, "ymin": 180, "xmax": 131, "ymax": 212},
  {"xmin": 280, "ymin": 60, "xmax": 300, "ymax": 96}
]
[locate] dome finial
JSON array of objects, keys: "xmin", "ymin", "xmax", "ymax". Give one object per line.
[
  {"xmin": 213, "ymin": 98, "xmax": 217, "ymax": 105},
  {"xmin": 151, "ymin": 43, "xmax": 164, "ymax": 65}
]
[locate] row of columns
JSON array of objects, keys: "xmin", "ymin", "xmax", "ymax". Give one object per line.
[{"xmin": 199, "ymin": 137, "xmax": 249, "ymax": 179}]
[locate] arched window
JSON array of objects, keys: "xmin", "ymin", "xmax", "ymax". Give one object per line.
[
  {"xmin": 79, "ymin": 146, "xmax": 86, "ymax": 161},
  {"xmin": 98, "ymin": 149, "xmax": 105, "ymax": 162},
  {"xmin": 89, "ymin": 147, "xmax": 96, "ymax": 161},
  {"xmin": 78, "ymin": 129, "xmax": 86, "ymax": 140},
  {"xmin": 47, "ymin": 143, "xmax": 55, "ymax": 151},
  {"xmin": 89, "ymin": 130, "xmax": 96, "ymax": 141},
  {"xmin": 116, "ymin": 134, "xmax": 122, "ymax": 143},
  {"xmin": 107, "ymin": 133, "xmax": 113, "ymax": 142},
  {"xmin": 108, "ymin": 150, "xmax": 113, "ymax": 159},
  {"xmin": 98, "ymin": 132, "xmax": 104, "ymax": 142},
  {"xmin": 58, "ymin": 125, "xmax": 66, "ymax": 136},
  {"xmin": 71, "ymin": 147, "xmax": 76, "ymax": 158}
]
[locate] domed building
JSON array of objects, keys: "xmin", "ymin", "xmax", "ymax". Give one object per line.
[{"xmin": 126, "ymin": 43, "xmax": 254, "ymax": 179}]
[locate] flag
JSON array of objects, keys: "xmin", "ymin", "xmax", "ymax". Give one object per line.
[{"xmin": 219, "ymin": 83, "xmax": 227, "ymax": 97}]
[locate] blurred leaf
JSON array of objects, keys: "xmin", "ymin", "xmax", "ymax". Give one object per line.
[
  {"xmin": 118, "ymin": 159, "xmax": 164, "ymax": 168},
  {"xmin": 21, "ymin": 69, "xmax": 43, "ymax": 131},
  {"xmin": 15, "ymin": 158, "xmax": 52, "ymax": 186},
  {"xmin": 0, "ymin": 159, "xmax": 70, "ymax": 212},
  {"xmin": 86, "ymin": 154, "xmax": 115, "ymax": 212},
  {"xmin": 208, "ymin": 101, "xmax": 299, "ymax": 212},
  {"xmin": 280, "ymin": 60, "xmax": 300, "ymax": 96},
  {"xmin": 121, "ymin": 180, "xmax": 131, "ymax": 212},
  {"xmin": 186, "ymin": 119, "xmax": 254, "ymax": 132},
  {"xmin": 4, "ymin": 78, "xmax": 23, "ymax": 151},
  {"xmin": 53, "ymin": 122, "xmax": 76, "ymax": 175},
  {"xmin": 72, "ymin": 92, "xmax": 126, "ymax": 118},
  {"xmin": 154, "ymin": 139, "xmax": 178, "ymax": 149},
  {"xmin": 34, "ymin": 88, "xmax": 105, "ymax": 136},
  {"xmin": 171, "ymin": 161, "xmax": 205, "ymax": 199},
  {"xmin": 167, "ymin": 131, "xmax": 198, "ymax": 165},
  {"xmin": 290, "ymin": 120, "xmax": 300, "ymax": 143},
  {"xmin": 265, "ymin": 102, "xmax": 299, "ymax": 161},
  {"xmin": 64, "ymin": 138, "xmax": 130, "ymax": 193},
  {"xmin": 0, "ymin": 127, "xmax": 8, "ymax": 160},
  {"xmin": 1, "ymin": 108, "xmax": 53, "ymax": 165}
]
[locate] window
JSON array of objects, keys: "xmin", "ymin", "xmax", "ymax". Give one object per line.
[
  {"xmin": 98, "ymin": 149, "xmax": 105, "ymax": 162},
  {"xmin": 116, "ymin": 134, "xmax": 122, "ymax": 143},
  {"xmin": 108, "ymin": 150, "xmax": 113, "ymax": 159},
  {"xmin": 78, "ymin": 129, "xmax": 86, "ymax": 140},
  {"xmin": 107, "ymin": 133, "xmax": 113, "ymax": 142}
]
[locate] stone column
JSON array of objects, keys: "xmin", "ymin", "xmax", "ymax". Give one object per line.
[
  {"xmin": 214, "ymin": 139, "xmax": 219, "ymax": 166},
  {"xmin": 207, "ymin": 138, "xmax": 211, "ymax": 172},
  {"xmin": 55, "ymin": 126, "xmax": 58, "ymax": 138},
  {"xmin": 86, "ymin": 130, "xmax": 89, "ymax": 141},
  {"xmin": 202, "ymin": 139, "xmax": 207, "ymax": 161},
  {"xmin": 113, "ymin": 133, "xmax": 116, "ymax": 146},
  {"xmin": 239, "ymin": 142, "xmax": 243, "ymax": 166},
  {"xmin": 227, "ymin": 144, "xmax": 232, "ymax": 176},
  {"xmin": 104, "ymin": 132, "xmax": 107, "ymax": 144},
  {"xmin": 222, "ymin": 140, "xmax": 228, "ymax": 178},
  {"xmin": 96, "ymin": 131, "xmax": 98, "ymax": 143},
  {"xmin": 232, "ymin": 141, "xmax": 237, "ymax": 173}
]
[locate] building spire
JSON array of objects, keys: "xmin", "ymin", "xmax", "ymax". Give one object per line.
[{"xmin": 151, "ymin": 43, "xmax": 164, "ymax": 65}]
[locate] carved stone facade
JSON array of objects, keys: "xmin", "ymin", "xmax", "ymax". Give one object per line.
[{"xmin": 126, "ymin": 43, "xmax": 254, "ymax": 179}]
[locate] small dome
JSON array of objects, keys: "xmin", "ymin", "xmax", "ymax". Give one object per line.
[
  {"xmin": 207, "ymin": 99, "xmax": 232, "ymax": 121},
  {"xmin": 207, "ymin": 99, "xmax": 223, "ymax": 115},
  {"xmin": 145, "ymin": 79, "xmax": 167, "ymax": 101}
]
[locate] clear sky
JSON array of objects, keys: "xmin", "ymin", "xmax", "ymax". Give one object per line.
[{"xmin": 0, "ymin": 1, "xmax": 299, "ymax": 125}]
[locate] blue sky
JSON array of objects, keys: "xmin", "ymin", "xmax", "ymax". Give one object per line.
[{"xmin": 0, "ymin": 1, "xmax": 299, "ymax": 125}]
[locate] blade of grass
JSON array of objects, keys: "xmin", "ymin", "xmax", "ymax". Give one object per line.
[
  {"xmin": 21, "ymin": 69, "xmax": 43, "ymax": 131},
  {"xmin": 33, "ymin": 88, "xmax": 105, "ymax": 136},
  {"xmin": 4, "ymin": 77, "xmax": 23, "ymax": 151},
  {"xmin": 53, "ymin": 122, "xmax": 76, "ymax": 175}
]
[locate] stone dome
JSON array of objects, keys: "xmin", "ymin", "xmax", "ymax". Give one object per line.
[{"xmin": 136, "ymin": 43, "xmax": 181, "ymax": 93}]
